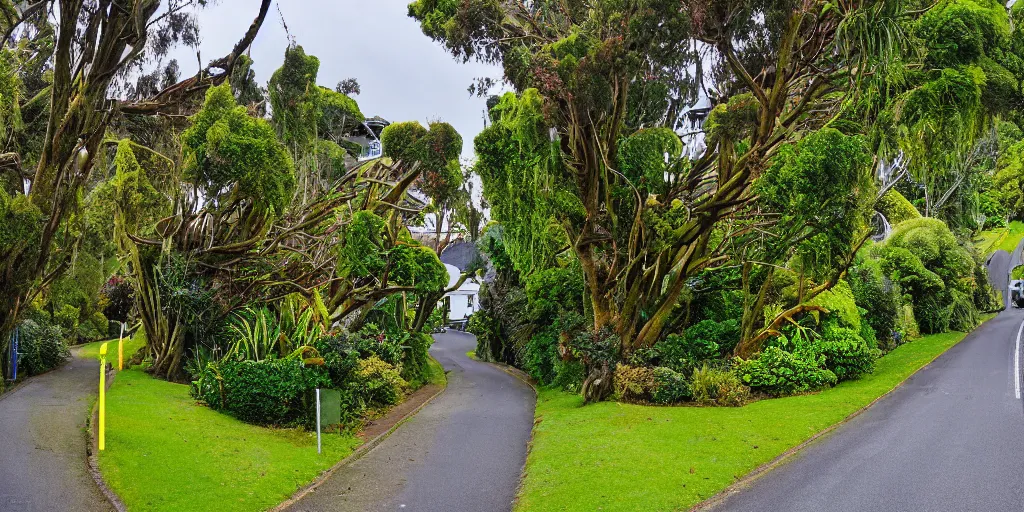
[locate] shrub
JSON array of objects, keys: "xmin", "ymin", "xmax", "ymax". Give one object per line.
[
  {"xmin": 809, "ymin": 280, "xmax": 861, "ymax": 330},
  {"xmin": 400, "ymin": 332, "xmax": 433, "ymax": 386},
  {"xmin": 355, "ymin": 356, "xmax": 407, "ymax": 408},
  {"xmin": 876, "ymin": 189, "xmax": 920, "ymax": 225},
  {"xmin": 18, "ymin": 320, "xmax": 70, "ymax": 376},
  {"xmin": 614, "ymin": 364, "xmax": 659, "ymax": 403},
  {"xmin": 552, "ymin": 359, "xmax": 585, "ymax": 392},
  {"xmin": 735, "ymin": 346, "xmax": 837, "ymax": 396},
  {"xmin": 197, "ymin": 358, "xmax": 331, "ymax": 427},
  {"xmin": 815, "ymin": 326, "xmax": 880, "ymax": 382},
  {"xmin": 657, "ymin": 319, "xmax": 739, "ymax": 373},
  {"xmin": 651, "ymin": 366, "xmax": 691, "ymax": 404},
  {"xmin": 848, "ymin": 257, "xmax": 901, "ymax": 342},
  {"xmin": 690, "ymin": 364, "xmax": 749, "ymax": 406}
]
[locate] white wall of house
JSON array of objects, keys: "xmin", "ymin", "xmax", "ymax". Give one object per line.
[{"xmin": 442, "ymin": 264, "xmax": 479, "ymax": 320}]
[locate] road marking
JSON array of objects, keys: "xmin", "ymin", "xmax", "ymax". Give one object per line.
[{"xmin": 1016, "ymin": 318, "xmax": 1024, "ymax": 400}]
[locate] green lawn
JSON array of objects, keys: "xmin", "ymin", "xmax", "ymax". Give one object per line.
[
  {"xmin": 76, "ymin": 331, "xmax": 146, "ymax": 362},
  {"xmin": 97, "ymin": 370, "xmax": 361, "ymax": 512},
  {"xmin": 516, "ymin": 321, "xmax": 992, "ymax": 512},
  {"xmin": 977, "ymin": 221, "xmax": 1024, "ymax": 255}
]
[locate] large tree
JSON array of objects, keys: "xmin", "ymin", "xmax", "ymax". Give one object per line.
[
  {"xmin": 0, "ymin": 0, "xmax": 274, "ymax": 379},
  {"xmin": 411, "ymin": 0, "xmax": 903, "ymax": 394}
]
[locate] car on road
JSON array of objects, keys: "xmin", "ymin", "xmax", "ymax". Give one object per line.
[{"xmin": 1011, "ymin": 280, "xmax": 1024, "ymax": 308}]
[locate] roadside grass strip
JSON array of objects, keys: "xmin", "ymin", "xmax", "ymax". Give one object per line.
[
  {"xmin": 516, "ymin": 324, "xmax": 991, "ymax": 512},
  {"xmin": 96, "ymin": 370, "xmax": 361, "ymax": 512}
]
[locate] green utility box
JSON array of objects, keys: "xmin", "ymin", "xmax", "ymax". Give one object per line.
[{"xmin": 319, "ymin": 388, "xmax": 342, "ymax": 427}]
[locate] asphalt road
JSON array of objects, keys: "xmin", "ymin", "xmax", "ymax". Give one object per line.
[
  {"xmin": 288, "ymin": 331, "xmax": 536, "ymax": 512},
  {"xmin": 710, "ymin": 240, "xmax": 1024, "ymax": 512},
  {"xmin": 0, "ymin": 352, "xmax": 112, "ymax": 512}
]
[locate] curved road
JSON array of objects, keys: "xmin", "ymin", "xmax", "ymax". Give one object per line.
[
  {"xmin": 710, "ymin": 239, "xmax": 1024, "ymax": 511},
  {"xmin": 288, "ymin": 331, "xmax": 535, "ymax": 512},
  {"xmin": 0, "ymin": 352, "xmax": 111, "ymax": 512}
]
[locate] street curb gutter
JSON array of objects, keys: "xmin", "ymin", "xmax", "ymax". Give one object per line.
[
  {"xmin": 271, "ymin": 368, "xmax": 448, "ymax": 511},
  {"xmin": 86, "ymin": 363, "xmax": 127, "ymax": 512},
  {"xmin": 692, "ymin": 317, "xmax": 995, "ymax": 511}
]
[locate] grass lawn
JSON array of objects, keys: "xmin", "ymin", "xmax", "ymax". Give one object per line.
[
  {"xmin": 516, "ymin": 320, "xmax": 993, "ymax": 512},
  {"xmin": 97, "ymin": 369, "xmax": 362, "ymax": 512},
  {"xmin": 977, "ymin": 221, "xmax": 1024, "ymax": 255},
  {"xmin": 76, "ymin": 331, "xmax": 147, "ymax": 361}
]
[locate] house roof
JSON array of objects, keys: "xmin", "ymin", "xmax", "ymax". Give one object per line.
[{"xmin": 439, "ymin": 241, "xmax": 481, "ymax": 271}]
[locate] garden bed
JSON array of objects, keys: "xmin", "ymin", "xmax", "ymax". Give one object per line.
[{"xmin": 515, "ymin": 318, "xmax": 993, "ymax": 512}]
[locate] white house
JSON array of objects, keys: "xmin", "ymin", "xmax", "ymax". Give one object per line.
[{"xmin": 443, "ymin": 263, "xmax": 480, "ymax": 322}]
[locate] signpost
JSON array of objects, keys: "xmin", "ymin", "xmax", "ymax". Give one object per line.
[
  {"xmin": 9, "ymin": 328, "xmax": 18, "ymax": 382},
  {"xmin": 315, "ymin": 388, "xmax": 322, "ymax": 454},
  {"xmin": 99, "ymin": 342, "xmax": 108, "ymax": 451},
  {"xmin": 117, "ymin": 322, "xmax": 125, "ymax": 371}
]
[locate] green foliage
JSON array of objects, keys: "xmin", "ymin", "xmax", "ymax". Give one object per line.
[
  {"xmin": 656, "ymin": 319, "xmax": 740, "ymax": 374},
  {"xmin": 613, "ymin": 364, "xmax": 658, "ymax": 403},
  {"xmin": 399, "ymin": 332, "xmax": 434, "ymax": 386},
  {"xmin": 917, "ymin": 0, "xmax": 1009, "ymax": 68},
  {"xmin": 876, "ymin": 189, "xmax": 921, "ymax": 225},
  {"xmin": 704, "ymin": 93, "xmax": 759, "ymax": 141},
  {"xmin": 848, "ymin": 257, "xmax": 902, "ymax": 342},
  {"xmin": 650, "ymin": 367, "xmax": 691, "ymax": 404},
  {"xmin": 268, "ymin": 45, "xmax": 321, "ymax": 148},
  {"xmin": 381, "ymin": 121, "xmax": 429, "ymax": 163},
  {"xmin": 815, "ymin": 325, "xmax": 880, "ymax": 381},
  {"xmin": 994, "ymin": 140, "xmax": 1024, "ymax": 219},
  {"xmin": 182, "ymin": 83, "xmax": 296, "ymax": 216},
  {"xmin": 689, "ymin": 365, "xmax": 749, "ymax": 407},
  {"xmin": 881, "ymin": 217, "xmax": 978, "ymax": 334},
  {"xmin": 194, "ymin": 358, "xmax": 331, "ymax": 427},
  {"xmin": 355, "ymin": 355, "xmax": 408, "ymax": 408},
  {"xmin": 809, "ymin": 280, "xmax": 861, "ymax": 331},
  {"xmin": 617, "ymin": 128, "xmax": 682, "ymax": 194},
  {"xmin": 318, "ymin": 86, "xmax": 364, "ymax": 140},
  {"xmin": 474, "ymin": 90, "xmax": 569, "ymax": 277},
  {"xmin": 17, "ymin": 320, "xmax": 69, "ymax": 376},
  {"xmin": 0, "ymin": 191, "xmax": 42, "ymax": 261},
  {"xmin": 756, "ymin": 128, "xmax": 874, "ymax": 277},
  {"xmin": 524, "ymin": 266, "xmax": 584, "ymax": 321},
  {"xmin": 735, "ymin": 346, "xmax": 837, "ymax": 396}
]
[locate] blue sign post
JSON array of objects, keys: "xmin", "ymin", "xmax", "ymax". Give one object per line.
[{"xmin": 9, "ymin": 328, "xmax": 18, "ymax": 382}]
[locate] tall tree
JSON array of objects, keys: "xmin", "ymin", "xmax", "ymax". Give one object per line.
[
  {"xmin": 411, "ymin": 0, "xmax": 903, "ymax": 395},
  {"xmin": 0, "ymin": 0, "xmax": 274, "ymax": 379}
]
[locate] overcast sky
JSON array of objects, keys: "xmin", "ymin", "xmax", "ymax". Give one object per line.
[{"xmin": 171, "ymin": 1, "xmax": 503, "ymax": 161}]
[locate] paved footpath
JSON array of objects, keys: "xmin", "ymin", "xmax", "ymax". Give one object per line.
[
  {"xmin": 709, "ymin": 240, "xmax": 1024, "ymax": 511},
  {"xmin": 0, "ymin": 351, "xmax": 112, "ymax": 512},
  {"xmin": 288, "ymin": 331, "xmax": 536, "ymax": 512}
]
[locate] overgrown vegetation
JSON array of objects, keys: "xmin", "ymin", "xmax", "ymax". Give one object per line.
[{"xmin": 419, "ymin": 0, "xmax": 1007, "ymax": 407}]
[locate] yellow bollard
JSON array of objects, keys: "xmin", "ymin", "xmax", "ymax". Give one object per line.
[
  {"xmin": 118, "ymin": 324, "xmax": 124, "ymax": 371},
  {"xmin": 99, "ymin": 342, "xmax": 108, "ymax": 451}
]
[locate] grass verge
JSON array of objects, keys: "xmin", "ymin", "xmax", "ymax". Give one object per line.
[
  {"xmin": 96, "ymin": 369, "xmax": 361, "ymax": 512},
  {"xmin": 515, "ymin": 320, "xmax": 993, "ymax": 512},
  {"xmin": 77, "ymin": 331, "xmax": 147, "ymax": 361},
  {"xmin": 977, "ymin": 221, "xmax": 1024, "ymax": 255}
]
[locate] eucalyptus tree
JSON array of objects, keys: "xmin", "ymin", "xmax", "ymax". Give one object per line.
[
  {"xmin": 0, "ymin": 0, "xmax": 274, "ymax": 380},
  {"xmin": 410, "ymin": 0, "xmax": 907, "ymax": 397}
]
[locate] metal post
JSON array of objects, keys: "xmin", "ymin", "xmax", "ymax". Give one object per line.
[
  {"xmin": 10, "ymin": 328, "xmax": 19, "ymax": 382},
  {"xmin": 99, "ymin": 342, "xmax": 108, "ymax": 451},
  {"xmin": 315, "ymin": 388, "xmax": 322, "ymax": 454},
  {"xmin": 117, "ymin": 322, "xmax": 125, "ymax": 371}
]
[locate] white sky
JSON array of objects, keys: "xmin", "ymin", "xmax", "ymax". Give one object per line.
[{"xmin": 169, "ymin": 0, "xmax": 504, "ymax": 161}]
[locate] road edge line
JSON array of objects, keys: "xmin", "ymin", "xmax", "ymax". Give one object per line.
[{"xmin": 691, "ymin": 317, "xmax": 995, "ymax": 511}]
